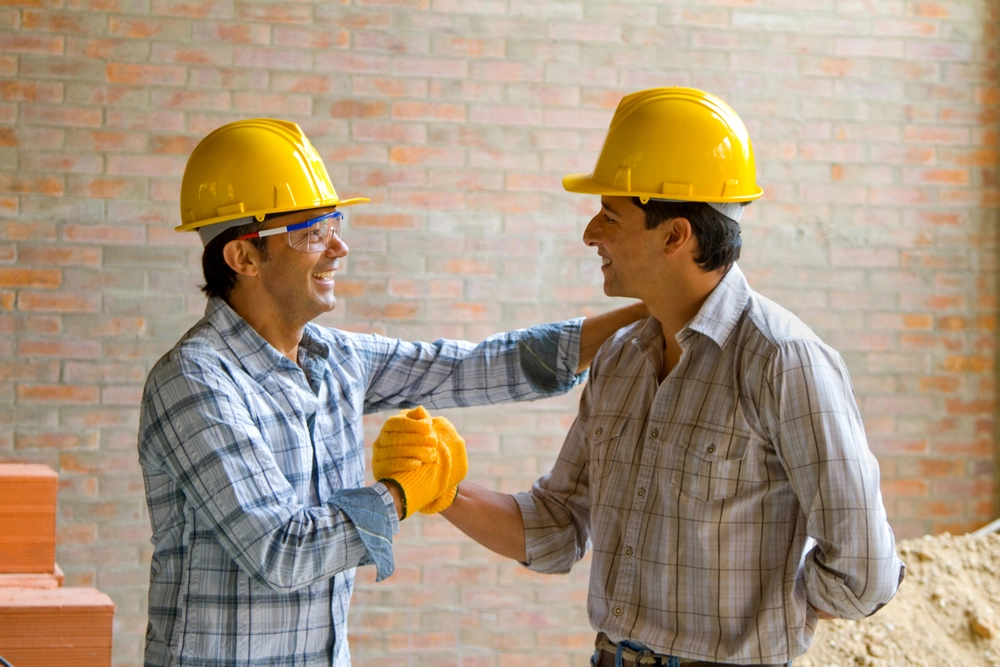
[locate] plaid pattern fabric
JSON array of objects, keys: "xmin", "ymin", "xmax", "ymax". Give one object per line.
[
  {"xmin": 515, "ymin": 265, "xmax": 903, "ymax": 665},
  {"xmin": 139, "ymin": 297, "xmax": 583, "ymax": 666}
]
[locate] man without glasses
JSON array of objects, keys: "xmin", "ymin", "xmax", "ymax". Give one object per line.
[{"xmin": 375, "ymin": 88, "xmax": 905, "ymax": 667}]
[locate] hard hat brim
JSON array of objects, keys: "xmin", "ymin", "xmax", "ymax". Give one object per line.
[
  {"xmin": 174, "ymin": 196, "xmax": 371, "ymax": 233},
  {"xmin": 562, "ymin": 173, "xmax": 762, "ymax": 203}
]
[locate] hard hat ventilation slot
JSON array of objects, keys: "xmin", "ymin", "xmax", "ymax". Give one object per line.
[
  {"xmin": 216, "ymin": 202, "xmax": 245, "ymax": 216},
  {"xmin": 660, "ymin": 182, "xmax": 693, "ymax": 197},
  {"xmin": 275, "ymin": 183, "xmax": 297, "ymax": 208}
]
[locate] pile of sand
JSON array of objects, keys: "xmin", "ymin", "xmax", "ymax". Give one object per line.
[{"xmin": 797, "ymin": 532, "xmax": 1000, "ymax": 667}]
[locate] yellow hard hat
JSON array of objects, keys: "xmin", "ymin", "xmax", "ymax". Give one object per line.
[
  {"xmin": 176, "ymin": 118, "xmax": 369, "ymax": 233},
  {"xmin": 563, "ymin": 87, "xmax": 762, "ymax": 204}
]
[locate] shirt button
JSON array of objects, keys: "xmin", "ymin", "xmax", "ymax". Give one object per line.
[
  {"xmin": 707, "ymin": 445, "xmax": 716, "ymax": 454},
  {"xmin": 614, "ymin": 606, "xmax": 624, "ymax": 616},
  {"xmin": 625, "ymin": 547, "xmax": 633, "ymax": 557},
  {"xmin": 650, "ymin": 429, "xmax": 658, "ymax": 439},
  {"xmin": 595, "ymin": 427, "xmax": 602, "ymax": 437},
  {"xmin": 636, "ymin": 488, "xmax": 645, "ymax": 498}
]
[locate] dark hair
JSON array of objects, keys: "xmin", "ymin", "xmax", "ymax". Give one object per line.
[
  {"xmin": 633, "ymin": 198, "xmax": 744, "ymax": 272},
  {"xmin": 200, "ymin": 217, "xmax": 270, "ymax": 300}
]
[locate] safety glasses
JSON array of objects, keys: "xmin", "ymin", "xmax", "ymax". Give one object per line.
[{"xmin": 237, "ymin": 210, "xmax": 343, "ymax": 253}]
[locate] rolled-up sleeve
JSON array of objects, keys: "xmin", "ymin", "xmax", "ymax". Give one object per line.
[
  {"xmin": 140, "ymin": 353, "xmax": 397, "ymax": 589},
  {"xmin": 513, "ymin": 374, "xmax": 597, "ymax": 574},
  {"xmin": 766, "ymin": 339, "xmax": 904, "ymax": 619}
]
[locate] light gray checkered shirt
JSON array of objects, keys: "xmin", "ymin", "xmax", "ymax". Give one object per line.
[
  {"xmin": 139, "ymin": 297, "xmax": 584, "ymax": 666},
  {"xmin": 515, "ymin": 264, "xmax": 904, "ymax": 665}
]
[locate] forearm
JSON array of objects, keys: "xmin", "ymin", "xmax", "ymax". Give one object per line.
[
  {"xmin": 577, "ymin": 301, "xmax": 646, "ymax": 372},
  {"xmin": 441, "ymin": 481, "xmax": 526, "ymax": 562}
]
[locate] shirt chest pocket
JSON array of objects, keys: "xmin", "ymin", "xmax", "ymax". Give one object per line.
[
  {"xmin": 670, "ymin": 426, "xmax": 753, "ymax": 502},
  {"xmin": 587, "ymin": 417, "xmax": 630, "ymax": 497}
]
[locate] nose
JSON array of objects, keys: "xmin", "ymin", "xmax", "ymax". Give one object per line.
[
  {"xmin": 583, "ymin": 213, "xmax": 601, "ymax": 246},
  {"xmin": 325, "ymin": 231, "xmax": 348, "ymax": 257}
]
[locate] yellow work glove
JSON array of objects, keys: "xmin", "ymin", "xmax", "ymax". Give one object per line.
[
  {"xmin": 372, "ymin": 406, "xmax": 467, "ymax": 519},
  {"xmin": 419, "ymin": 416, "xmax": 468, "ymax": 515}
]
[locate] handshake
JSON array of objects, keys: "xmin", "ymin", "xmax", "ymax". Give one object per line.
[{"xmin": 373, "ymin": 406, "xmax": 468, "ymax": 520}]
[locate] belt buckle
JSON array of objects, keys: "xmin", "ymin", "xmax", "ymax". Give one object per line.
[{"xmin": 621, "ymin": 644, "xmax": 663, "ymax": 666}]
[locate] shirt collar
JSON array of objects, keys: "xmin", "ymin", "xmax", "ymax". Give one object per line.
[
  {"xmin": 683, "ymin": 263, "xmax": 752, "ymax": 349},
  {"xmin": 203, "ymin": 297, "xmax": 331, "ymax": 382}
]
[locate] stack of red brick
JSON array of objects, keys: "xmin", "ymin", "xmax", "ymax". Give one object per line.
[{"xmin": 0, "ymin": 464, "xmax": 115, "ymax": 667}]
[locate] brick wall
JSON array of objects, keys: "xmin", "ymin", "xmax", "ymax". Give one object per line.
[{"xmin": 1, "ymin": 1, "xmax": 997, "ymax": 665}]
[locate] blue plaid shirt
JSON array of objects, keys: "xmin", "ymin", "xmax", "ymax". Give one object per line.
[{"xmin": 139, "ymin": 297, "xmax": 584, "ymax": 666}]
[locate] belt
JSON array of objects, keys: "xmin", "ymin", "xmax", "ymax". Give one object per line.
[{"xmin": 594, "ymin": 633, "xmax": 790, "ymax": 667}]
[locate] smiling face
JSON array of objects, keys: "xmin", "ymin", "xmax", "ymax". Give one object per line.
[
  {"xmin": 582, "ymin": 196, "xmax": 666, "ymax": 301},
  {"xmin": 248, "ymin": 206, "xmax": 348, "ymax": 327}
]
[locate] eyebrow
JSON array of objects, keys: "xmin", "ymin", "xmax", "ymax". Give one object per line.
[{"xmin": 602, "ymin": 201, "xmax": 621, "ymax": 217}]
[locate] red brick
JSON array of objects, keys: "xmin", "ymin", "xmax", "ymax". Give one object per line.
[
  {"xmin": 231, "ymin": 92, "xmax": 309, "ymax": 115},
  {"xmin": 881, "ymin": 479, "xmax": 929, "ymax": 496},
  {"xmin": 393, "ymin": 57, "xmax": 467, "ymax": 78},
  {"xmin": 390, "ymin": 189, "xmax": 464, "ymax": 210},
  {"xmin": 21, "ymin": 105, "xmax": 102, "ymax": 128},
  {"xmin": 272, "ymin": 26, "xmax": 349, "ymax": 50},
  {"xmin": 18, "ymin": 292, "xmax": 100, "ymax": 313},
  {"xmin": 0, "ymin": 81, "xmax": 63, "ymax": 103},
  {"xmin": 101, "ymin": 385, "xmax": 143, "ymax": 406},
  {"xmin": 235, "ymin": 2, "xmax": 311, "ymax": 23},
  {"xmin": 0, "ymin": 268, "xmax": 61, "ymax": 289},
  {"xmin": 191, "ymin": 21, "xmax": 269, "ymax": 44},
  {"xmin": 65, "ymin": 129, "xmax": 145, "ymax": 153},
  {"xmin": 16, "ymin": 432, "xmax": 98, "ymax": 451},
  {"xmin": 17, "ymin": 384, "xmax": 98, "ymax": 404},
  {"xmin": 905, "ymin": 40, "xmax": 973, "ymax": 62},
  {"xmin": 151, "ymin": 0, "xmax": 233, "ymax": 18},
  {"xmin": 108, "ymin": 15, "xmax": 189, "ymax": 39},
  {"xmin": 22, "ymin": 9, "xmax": 104, "ymax": 33},
  {"xmin": 391, "ymin": 101, "xmax": 465, "ymax": 122},
  {"xmin": 387, "ymin": 279, "xmax": 462, "ymax": 299},
  {"xmin": 351, "ymin": 76, "xmax": 428, "ymax": 98},
  {"xmin": 233, "ymin": 46, "xmax": 311, "ymax": 71},
  {"xmin": 66, "ymin": 176, "xmax": 146, "ymax": 200},
  {"xmin": 106, "ymin": 155, "xmax": 185, "ymax": 177},
  {"xmin": 0, "ymin": 33, "xmax": 63, "ymax": 55},
  {"xmin": 19, "ymin": 339, "xmax": 100, "ymax": 358},
  {"xmin": 389, "ymin": 146, "xmax": 465, "ymax": 166},
  {"xmin": 105, "ymin": 63, "xmax": 187, "ymax": 86},
  {"xmin": 0, "ymin": 174, "xmax": 63, "ymax": 196},
  {"xmin": 835, "ymin": 37, "xmax": 903, "ymax": 58},
  {"xmin": 0, "ymin": 222, "xmax": 57, "ymax": 242},
  {"xmin": 188, "ymin": 67, "xmax": 268, "ymax": 91}
]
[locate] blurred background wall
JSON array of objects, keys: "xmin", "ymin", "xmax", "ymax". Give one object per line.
[{"xmin": 0, "ymin": 0, "xmax": 997, "ymax": 664}]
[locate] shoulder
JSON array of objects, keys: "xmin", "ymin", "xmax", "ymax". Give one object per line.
[
  {"xmin": 740, "ymin": 291, "xmax": 849, "ymax": 375},
  {"xmin": 744, "ymin": 291, "xmax": 822, "ymax": 348},
  {"xmin": 145, "ymin": 322, "xmax": 238, "ymax": 396}
]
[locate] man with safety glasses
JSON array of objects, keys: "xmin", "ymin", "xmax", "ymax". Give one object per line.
[{"xmin": 136, "ymin": 118, "xmax": 645, "ymax": 667}]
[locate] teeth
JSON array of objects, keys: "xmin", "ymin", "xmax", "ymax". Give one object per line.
[
  {"xmin": 313, "ymin": 270, "xmax": 336, "ymax": 279},
  {"xmin": 602, "ymin": 257, "xmax": 611, "ymax": 266}
]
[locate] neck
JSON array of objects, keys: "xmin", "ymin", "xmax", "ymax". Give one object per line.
[
  {"xmin": 645, "ymin": 265, "xmax": 728, "ymax": 364},
  {"xmin": 226, "ymin": 289, "xmax": 305, "ymax": 364}
]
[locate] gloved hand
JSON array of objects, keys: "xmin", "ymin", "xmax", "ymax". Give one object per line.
[
  {"xmin": 419, "ymin": 416, "xmax": 467, "ymax": 515},
  {"xmin": 372, "ymin": 406, "xmax": 467, "ymax": 518}
]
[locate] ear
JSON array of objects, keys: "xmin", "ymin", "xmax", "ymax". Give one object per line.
[
  {"xmin": 223, "ymin": 239, "xmax": 262, "ymax": 278},
  {"xmin": 662, "ymin": 216, "xmax": 693, "ymax": 257}
]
